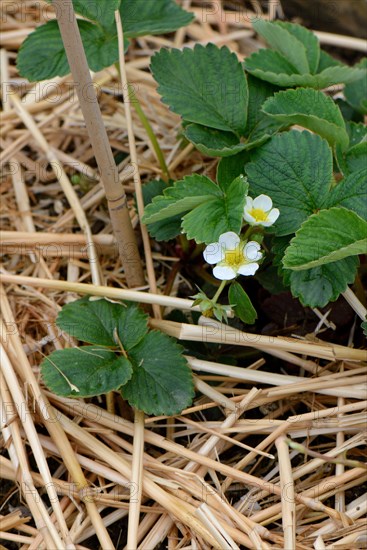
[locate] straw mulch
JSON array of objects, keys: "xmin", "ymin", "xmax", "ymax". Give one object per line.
[{"xmin": 1, "ymin": 1, "xmax": 366, "ymax": 549}]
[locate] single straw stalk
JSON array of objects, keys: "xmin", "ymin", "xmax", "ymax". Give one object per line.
[
  {"xmin": 115, "ymin": 10, "xmax": 161, "ymax": 318},
  {"xmin": 276, "ymin": 436, "xmax": 296, "ymax": 549},
  {"xmin": 53, "ymin": 0, "xmax": 144, "ymax": 288}
]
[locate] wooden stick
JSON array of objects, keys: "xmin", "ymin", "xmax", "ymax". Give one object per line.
[{"xmin": 53, "ymin": 0, "xmax": 145, "ymax": 288}]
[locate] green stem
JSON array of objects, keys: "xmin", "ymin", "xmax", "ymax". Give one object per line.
[
  {"xmin": 115, "ymin": 63, "xmax": 169, "ymax": 180},
  {"xmin": 128, "ymin": 84, "xmax": 170, "ymax": 180},
  {"xmin": 212, "ymin": 280, "xmax": 227, "ymax": 304}
]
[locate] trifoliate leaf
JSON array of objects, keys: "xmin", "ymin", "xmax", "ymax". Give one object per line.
[
  {"xmin": 287, "ymin": 256, "xmax": 359, "ymax": 307},
  {"xmin": 228, "ymin": 282, "xmax": 257, "ymax": 324},
  {"xmin": 283, "ymin": 208, "xmax": 367, "ymax": 270},
  {"xmin": 151, "ymin": 43, "xmax": 248, "ymax": 135},
  {"xmin": 246, "ymin": 131, "xmax": 333, "ymax": 236},
  {"xmin": 56, "ymin": 297, "xmax": 148, "ymax": 350},
  {"xmin": 122, "ymin": 331, "xmax": 194, "ymax": 415},
  {"xmin": 262, "ymin": 88, "xmax": 349, "ymax": 150},
  {"xmin": 41, "ymin": 347, "xmax": 133, "ymax": 398},
  {"xmin": 252, "ymin": 18, "xmax": 309, "ymax": 74}
]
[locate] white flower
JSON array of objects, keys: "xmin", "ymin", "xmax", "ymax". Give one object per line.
[
  {"xmin": 203, "ymin": 231, "xmax": 262, "ymax": 281},
  {"xmin": 243, "ymin": 194, "xmax": 280, "ymax": 227}
]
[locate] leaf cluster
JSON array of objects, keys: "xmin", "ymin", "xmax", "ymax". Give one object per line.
[
  {"xmin": 41, "ymin": 298, "xmax": 194, "ymax": 416},
  {"xmin": 145, "ymin": 20, "xmax": 366, "ymax": 309}
]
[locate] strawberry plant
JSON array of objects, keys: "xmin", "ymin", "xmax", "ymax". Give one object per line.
[
  {"xmin": 17, "ymin": 11, "xmax": 367, "ymax": 415},
  {"xmin": 143, "ymin": 19, "xmax": 366, "ymax": 314}
]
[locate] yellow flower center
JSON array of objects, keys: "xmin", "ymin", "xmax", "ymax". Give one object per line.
[
  {"xmin": 223, "ymin": 246, "xmax": 244, "ymax": 270},
  {"xmin": 250, "ymin": 208, "xmax": 268, "ymax": 222}
]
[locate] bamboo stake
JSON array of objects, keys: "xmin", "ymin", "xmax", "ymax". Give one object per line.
[{"xmin": 52, "ymin": 0, "xmax": 144, "ymax": 287}]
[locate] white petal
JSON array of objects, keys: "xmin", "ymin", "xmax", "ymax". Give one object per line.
[
  {"xmin": 267, "ymin": 208, "xmax": 280, "ymax": 224},
  {"xmin": 244, "ymin": 241, "xmax": 262, "ymax": 261},
  {"xmin": 243, "ymin": 211, "xmax": 257, "ymax": 224},
  {"xmin": 218, "ymin": 231, "xmax": 240, "ymax": 250},
  {"xmin": 243, "ymin": 196, "xmax": 253, "ymax": 213},
  {"xmin": 213, "ymin": 265, "xmax": 237, "ymax": 280},
  {"xmin": 237, "ymin": 262, "xmax": 259, "ymax": 276},
  {"xmin": 253, "ymin": 194, "xmax": 272, "ymax": 212},
  {"xmin": 203, "ymin": 242, "xmax": 224, "ymax": 264}
]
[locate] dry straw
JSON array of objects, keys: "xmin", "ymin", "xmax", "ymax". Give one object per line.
[{"xmin": 0, "ymin": 1, "xmax": 366, "ymax": 549}]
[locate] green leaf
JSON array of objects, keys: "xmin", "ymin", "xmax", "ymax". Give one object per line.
[
  {"xmin": 262, "ymin": 88, "xmax": 349, "ymax": 150},
  {"xmin": 246, "ymin": 74, "xmax": 279, "ymax": 136},
  {"xmin": 245, "ymin": 48, "xmax": 299, "ymax": 79},
  {"xmin": 151, "ymin": 43, "xmax": 248, "ymax": 135},
  {"xmin": 274, "ymin": 21, "xmax": 320, "ymax": 74},
  {"xmin": 56, "ymin": 297, "xmax": 148, "ymax": 350},
  {"xmin": 317, "ymin": 50, "xmax": 342, "ymax": 72},
  {"xmin": 142, "ymin": 179, "xmax": 182, "ymax": 241},
  {"xmin": 122, "ymin": 331, "xmax": 194, "ymax": 415},
  {"xmin": 344, "ymin": 58, "xmax": 367, "ymax": 114},
  {"xmin": 345, "ymin": 142, "xmax": 367, "ymax": 173},
  {"xmin": 346, "ymin": 121, "xmax": 367, "ymax": 147},
  {"xmin": 246, "ymin": 131, "xmax": 333, "ymax": 236},
  {"xmin": 121, "ymin": 0, "xmax": 194, "ymax": 38},
  {"xmin": 287, "ymin": 256, "xmax": 359, "ymax": 307},
  {"xmin": 183, "ymin": 124, "xmax": 248, "ymax": 157},
  {"xmin": 361, "ymin": 319, "xmax": 367, "ymax": 337},
  {"xmin": 41, "ymin": 346, "xmax": 133, "ymax": 398},
  {"xmin": 216, "ymin": 151, "xmax": 249, "ymax": 187},
  {"xmin": 228, "ymin": 282, "xmax": 257, "ymax": 324},
  {"xmin": 252, "ymin": 18, "xmax": 309, "ymax": 73},
  {"xmin": 283, "ymin": 208, "xmax": 367, "ymax": 270},
  {"xmin": 17, "ymin": 20, "xmax": 119, "ymax": 81},
  {"xmin": 181, "ymin": 175, "xmax": 248, "ymax": 243},
  {"xmin": 244, "ymin": 48, "xmax": 364, "ymax": 89},
  {"xmin": 183, "ymin": 123, "xmax": 269, "ymax": 157},
  {"xmin": 326, "ymin": 169, "xmax": 367, "ymax": 220},
  {"xmin": 72, "ymin": 0, "xmax": 120, "ymax": 29},
  {"xmin": 142, "ymin": 175, "xmax": 222, "ymax": 224}
]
